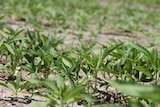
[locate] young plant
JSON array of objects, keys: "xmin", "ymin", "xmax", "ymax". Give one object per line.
[
  {"xmin": 0, "ymin": 71, "xmax": 31, "ymax": 96},
  {"xmin": 29, "ymin": 74, "xmax": 96, "ymax": 107}
]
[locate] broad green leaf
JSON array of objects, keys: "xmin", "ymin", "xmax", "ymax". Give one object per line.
[
  {"xmin": 134, "ymin": 66, "xmax": 152, "ymax": 78},
  {"xmin": 128, "ymin": 99, "xmax": 145, "ymax": 107},
  {"xmin": 29, "ymin": 78, "xmax": 59, "ymax": 94},
  {"xmin": 0, "ymin": 82, "xmax": 10, "ymax": 89},
  {"xmin": 66, "ymin": 98, "xmax": 75, "ymax": 105},
  {"xmin": 106, "ymin": 80, "xmax": 160, "ymax": 103},
  {"xmin": 41, "ymin": 34, "xmax": 48, "ymax": 42},
  {"xmin": 65, "ymin": 86, "xmax": 84, "ymax": 99},
  {"xmin": 95, "ymin": 104, "xmax": 119, "ymax": 107},
  {"xmin": 20, "ymin": 81, "xmax": 31, "ymax": 90},
  {"xmin": 56, "ymin": 74, "xmax": 65, "ymax": 92},
  {"xmin": 4, "ymin": 43, "xmax": 15, "ymax": 55},
  {"xmin": 78, "ymin": 92, "xmax": 97, "ymax": 102},
  {"xmin": 8, "ymin": 81, "xmax": 17, "ymax": 91},
  {"xmin": 44, "ymin": 55, "xmax": 54, "ymax": 63},
  {"xmin": 0, "ymin": 30, "xmax": 8, "ymax": 38},
  {"xmin": 42, "ymin": 79, "xmax": 59, "ymax": 95},
  {"xmin": 30, "ymin": 101, "xmax": 48, "ymax": 107},
  {"xmin": 62, "ymin": 57, "xmax": 72, "ymax": 68},
  {"xmin": 0, "ymin": 81, "xmax": 16, "ymax": 92},
  {"xmin": 28, "ymin": 78, "xmax": 40, "ymax": 84},
  {"xmin": 64, "ymin": 86, "xmax": 96, "ymax": 102}
]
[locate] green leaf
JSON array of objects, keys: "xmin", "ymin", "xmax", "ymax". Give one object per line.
[
  {"xmin": 0, "ymin": 15, "xmax": 5, "ymax": 20},
  {"xmin": 41, "ymin": 34, "xmax": 48, "ymax": 42},
  {"xmin": 0, "ymin": 82, "xmax": 10, "ymax": 89},
  {"xmin": 0, "ymin": 30, "xmax": 8, "ymax": 38},
  {"xmin": 120, "ymin": 47, "xmax": 132, "ymax": 65},
  {"xmin": 95, "ymin": 104, "xmax": 119, "ymax": 107},
  {"xmin": 102, "ymin": 42, "xmax": 122, "ymax": 59},
  {"xmin": 30, "ymin": 101, "xmax": 48, "ymax": 107},
  {"xmin": 20, "ymin": 81, "xmax": 31, "ymax": 90},
  {"xmin": 44, "ymin": 55, "xmax": 54, "ymax": 63},
  {"xmin": 29, "ymin": 78, "xmax": 59, "ymax": 94},
  {"xmin": 127, "ymin": 41, "xmax": 152, "ymax": 63},
  {"xmin": 106, "ymin": 80, "xmax": 160, "ymax": 103},
  {"xmin": 128, "ymin": 99, "xmax": 144, "ymax": 107},
  {"xmin": 62, "ymin": 56, "xmax": 72, "ymax": 68},
  {"xmin": 77, "ymin": 53, "xmax": 91, "ymax": 65},
  {"xmin": 4, "ymin": 43, "xmax": 15, "ymax": 55},
  {"xmin": 8, "ymin": 81, "xmax": 17, "ymax": 91},
  {"xmin": 96, "ymin": 49, "xmax": 103, "ymax": 69},
  {"xmin": 8, "ymin": 37, "xmax": 27, "ymax": 44},
  {"xmin": 21, "ymin": 64, "xmax": 35, "ymax": 73},
  {"xmin": 134, "ymin": 66, "xmax": 152, "ymax": 78},
  {"xmin": 24, "ymin": 54, "xmax": 33, "ymax": 63},
  {"xmin": 65, "ymin": 86, "xmax": 84, "ymax": 99},
  {"xmin": 1, "ymin": 81, "xmax": 16, "ymax": 92},
  {"xmin": 150, "ymin": 47, "xmax": 158, "ymax": 68},
  {"xmin": 56, "ymin": 74, "xmax": 65, "ymax": 92},
  {"xmin": 79, "ymin": 92, "xmax": 97, "ymax": 102},
  {"xmin": 42, "ymin": 79, "xmax": 59, "ymax": 95},
  {"xmin": 0, "ymin": 39, "xmax": 4, "ymax": 47}
]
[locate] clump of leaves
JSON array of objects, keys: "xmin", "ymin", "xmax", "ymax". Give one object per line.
[{"xmin": 29, "ymin": 74, "xmax": 96, "ymax": 107}]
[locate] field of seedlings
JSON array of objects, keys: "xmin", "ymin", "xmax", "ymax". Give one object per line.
[{"xmin": 1, "ymin": 0, "xmax": 160, "ymax": 107}]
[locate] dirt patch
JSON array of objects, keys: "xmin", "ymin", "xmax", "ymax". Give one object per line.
[{"xmin": 0, "ymin": 86, "xmax": 47, "ymax": 107}]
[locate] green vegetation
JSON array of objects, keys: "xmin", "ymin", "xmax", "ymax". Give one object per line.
[{"xmin": 0, "ymin": 0, "xmax": 160, "ymax": 107}]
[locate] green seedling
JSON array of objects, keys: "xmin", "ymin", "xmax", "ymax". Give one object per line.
[
  {"xmin": 0, "ymin": 71, "xmax": 31, "ymax": 96},
  {"xmin": 0, "ymin": 0, "xmax": 160, "ymax": 106},
  {"xmin": 29, "ymin": 74, "xmax": 96, "ymax": 107}
]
